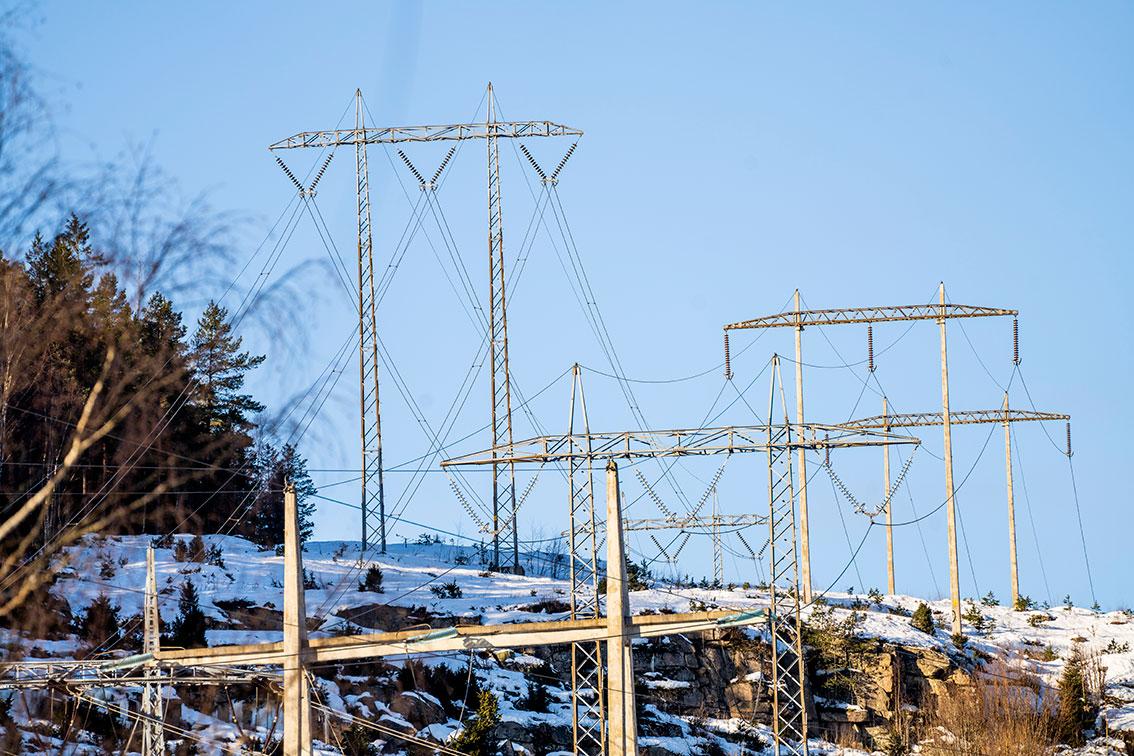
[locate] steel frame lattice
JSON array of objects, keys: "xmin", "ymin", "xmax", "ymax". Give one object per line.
[
  {"xmin": 355, "ymin": 92, "xmax": 387, "ymax": 553},
  {"xmin": 766, "ymin": 357, "xmax": 809, "ymax": 755},
  {"xmin": 486, "ymin": 86, "xmax": 520, "ymax": 573},
  {"xmin": 567, "ymin": 365, "xmax": 605, "ymax": 755}
]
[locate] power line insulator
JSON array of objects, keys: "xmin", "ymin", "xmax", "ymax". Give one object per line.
[
  {"xmin": 307, "ymin": 152, "xmax": 334, "ymax": 196},
  {"xmin": 550, "ymin": 141, "xmax": 578, "ymax": 182},
  {"xmin": 723, "ymin": 332, "xmax": 733, "ymax": 381},
  {"xmin": 274, "ymin": 156, "xmax": 305, "ymax": 195},
  {"xmin": 519, "ymin": 143, "xmax": 548, "ymax": 183},
  {"xmin": 396, "ymin": 149, "xmax": 427, "ymax": 188},
  {"xmin": 431, "ymin": 146, "xmax": 457, "ymax": 187},
  {"xmin": 867, "ymin": 325, "xmax": 875, "ymax": 373},
  {"xmin": 824, "ymin": 432, "xmax": 831, "ymax": 467},
  {"xmin": 1013, "ymin": 318, "xmax": 1021, "ymax": 366},
  {"xmin": 1066, "ymin": 421, "xmax": 1073, "ymax": 457}
]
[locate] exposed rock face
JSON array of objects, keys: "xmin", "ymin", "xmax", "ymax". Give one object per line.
[{"xmin": 518, "ymin": 628, "xmax": 972, "ymax": 752}]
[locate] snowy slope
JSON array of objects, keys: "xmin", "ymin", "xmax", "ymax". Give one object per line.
[{"xmin": 4, "ymin": 533, "xmax": 1133, "ymax": 754}]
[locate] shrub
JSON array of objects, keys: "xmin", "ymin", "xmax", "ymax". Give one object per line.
[
  {"xmin": 981, "ymin": 591, "xmax": 1000, "ymax": 607},
  {"xmin": 98, "ymin": 555, "xmax": 116, "ymax": 580},
  {"xmin": 339, "ymin": 722, "xmax": 377, "ymax": 756},
  {"xmin": 429, "ymin": 581, "xmax": 462, "ymax": 599},
  {"xmin": 1027, "ymin": 613, "xmax": 1052, "ymax": 627},
  {"xmin": 962, "ymin": 601, "xmax": 994, "ymax": 633},
  {"xmin": 626, "ymin": 560, "xmax": 651, "ymax": 591},
  {"xmin": 910, "ymin": 603, "xmax": 935, "ymax": 634},
  {"xmin": 1014, "ymin": 595, "xmax": 1037, "ymax": 611},
  {"xmin": 358, "ymin": 565, "xmax": 384, "ymax": 593},
  {"xmin": 867, "ymin": 587, "xmax": 884, "ymax": 605},
  {"xmin": 174, "ymin": 535, "xmax": 208, "ymax": 563}
]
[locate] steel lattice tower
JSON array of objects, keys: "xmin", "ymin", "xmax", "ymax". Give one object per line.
[
  {"xmin": 485, "ymin": 84, "xmax": 520, "ymax": 572},
  {"xmin": 141, "ymin": 546, "xmax": 165, "ymax": 756},
  {"xmin": 566, "ymin": 365, "xmax": 605, "ymax": 755},
  {"xmin": 766, "ymin": 356, "xmax": 809, "ymax": 754}
]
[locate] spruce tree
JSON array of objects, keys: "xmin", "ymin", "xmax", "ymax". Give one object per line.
[
  {"xmin": 76, "ymin": 593, "xmax": 121, "ymax": 648},
  {"xmin": 1057, "ymin": 645, "xmax": 1092, "ymax": 745},
  {"xmin": 250, "ymin": 443, "xmax": 316, "ymax": 547},
  {"xmin": 166, "ymin": 580, "xmax": 208, "ymax": 649},
  {"xmin": 190, "ymin": 300, "xmax": 265, "ymax": 435},
  {"xmin": 910, "ymin": 602, "xmax": 935, "ymax": 634}
]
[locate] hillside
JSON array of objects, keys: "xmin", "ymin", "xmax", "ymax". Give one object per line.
[{"xmin": 1, "ymin": 533, "xmax": 1131, "ymax": 755}]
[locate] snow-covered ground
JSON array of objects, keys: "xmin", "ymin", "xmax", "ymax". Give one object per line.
[{"xmin": 3, "ymin": 533, "xmax": 1133, "ymax": 754}]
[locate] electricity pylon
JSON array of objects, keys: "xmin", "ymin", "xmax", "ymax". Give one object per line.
[
  {"xmin": 270, "ymin": 87, "xmax": 582, "ymax": 571},
  {"xmin": 846, "ymin": 396, "xmax": 1070, "ymax": 607},
  {"xmin": 724, "ymin": 284, "xmax": 1017, "ymax": 635},
  {"xmin": 443, "ymin": 376, "xmax": 918, "ymax": 755}
]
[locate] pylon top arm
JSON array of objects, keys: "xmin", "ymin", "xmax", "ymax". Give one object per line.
[
  {"xmin": 269, "ymin": 121, "xmax": 583, "ymax": 151},
  {"xmin": 441, "ymin": 423, "xmax": 918, "ymax": 466},
  {"xmin": 846, "ymin": 407, "xmax": 1070, "ymax": 430},
  {"xmin": 724, "ymin": 303, "xmax": 1017, "ymax": 331}
]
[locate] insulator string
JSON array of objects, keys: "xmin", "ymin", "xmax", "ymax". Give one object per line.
[
  {"xmin": 431, "ymin": 146, "xmax": 457, "ymax": 186},
  {"xmin": 867, "ymin": 325, "xmax": 875, "ymax": 373},
  {"xmin": 396, "ymin": 149, "xmax": 426, "ymax": 187},
  {"xmin": 550, "ymin": 141, "xmax": 578, "ymax": 181},
  {"xmin": 308, "ymin": 152, "xmax": 335, "ymax": 194},
  {"xmin": 274, "ymin": 156, "xmax": 305, "ymax": 194},
  {"xmin": 723, "ymin": 331, "xmax": 733, "ymax": 381},
  {"xmin": 1013, "ymin": 318, "xmax": 1021, "ymax": 366},
  {"xmin": 519, "ymin": 143, "xmax": 547, "ymax": 182},
  {"xmin": 1065, "ymin": 421, "xmax": 1072, "ymax": 457}
]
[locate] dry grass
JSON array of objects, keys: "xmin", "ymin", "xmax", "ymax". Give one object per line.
[{"xmin": 919, "ymin": 664, "xmax": 1056, "ymax": 756}]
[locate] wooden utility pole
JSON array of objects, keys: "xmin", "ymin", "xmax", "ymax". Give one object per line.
[
  {"xmin": 937, "ymin": 283, "xmax": 963, "ymax": 636},
  {"xmin": 1003, "ymin": 392, "xmax": 1019, "ymax": 607},
  {"xmin": 723, "ymin": 288, "xmax": 1017, "ymax": 632},
  {"xmin": 883, "ymin": 397, "xmax": 895, "ymax": 595},
  {"xmin": 282, "ymin": 482, "xmax": 312, "ymax": 756},
  {"xmin": 793, "ymin": 290, "xmax": 812, "ymax": 603},
  {"xmin": 605, "ymin": 460, "xmax": 638, "ymax": 756}
]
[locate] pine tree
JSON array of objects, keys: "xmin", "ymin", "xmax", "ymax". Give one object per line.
[
  {"xmin": 250, "ymin": 443, "xmax": 316, "ymax": 547},
  {"xmin": 190, "ymin": 301, "xmax": 265, "ymax": 435},
  {"xmin": 166, "ymin": 580, "xmax": 208, "ymax": 649},
  {"xmin": 139, "ymin": 292, "xmax": 187, "ymax": 358}
]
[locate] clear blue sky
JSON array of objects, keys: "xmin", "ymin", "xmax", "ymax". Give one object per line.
[{"xmin": 17, "ymin": 2, "xmax": 1134, "ymax": 608}]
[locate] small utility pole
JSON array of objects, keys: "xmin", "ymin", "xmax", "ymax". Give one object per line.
[
  {"xmin": 883, "ymin": 397, "xmax": 895, "ymax": 595},
  {"xmin": 282, "ymin": 482, "xmax": 312, "ymax": 756},
  {"xmin": 605, "ymin": 460, "xmax": 638, "ymax": 756},
  {"xmin": 937, "ymin": 283, "xmax": 963, "ymax": 636},
  {"xmin": 793, "ymin": 290, "xmax": 812, "ymax": 603},
  {"xmin": 1003, "ymin": 392, "xmax": 1019, "ymax": 607}
]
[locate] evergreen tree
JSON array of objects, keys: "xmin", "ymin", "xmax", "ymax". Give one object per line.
[
  {"xmin": 166, "ymin": 580, "xmax": 208, "ymax": 649},
  {"xmin": 910, "ymin": 602, "xmax": 935, "ymax": 634},
  {"xmin": 139, "ymin": 292, "xmax": 187, "ymax": 358},
  {"xmin": 1057, "ymin": 645, "xmax": 1092, "ymax": 745},
  {"xmin": 25, "ymin": 215, "xmax": 97, "ymax": 304},
  {"xmin": 250, "ymin": 443, "xmax": 316, "ymax": 547},
  {"xmin": 190, "ymin": 301, "xmax": 265, "ymax": 435},
  {"xmin": 76, "ymin": 593, "xmax": 121, "ymax": 648},
  {"xmin": 449, "ymin": 692, "xmax": 499, "ymax": 756}
]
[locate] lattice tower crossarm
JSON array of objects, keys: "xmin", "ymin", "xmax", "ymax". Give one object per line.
[
  {"xmin": 271, "ymin": 87, "xmax": 581, "ymax": 566},
  {"xmin": 845, "ymin": 407, "xmax": 1069, "ymax": 429}
]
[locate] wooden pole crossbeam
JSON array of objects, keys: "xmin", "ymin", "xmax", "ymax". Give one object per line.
[
  {"xmin": 724, "ymin": 286, "xmax": 1017, "ymax": 636},
  {"xmin": 848, "ymin": 396, "xmax": 1068, "ymax": 606}
]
